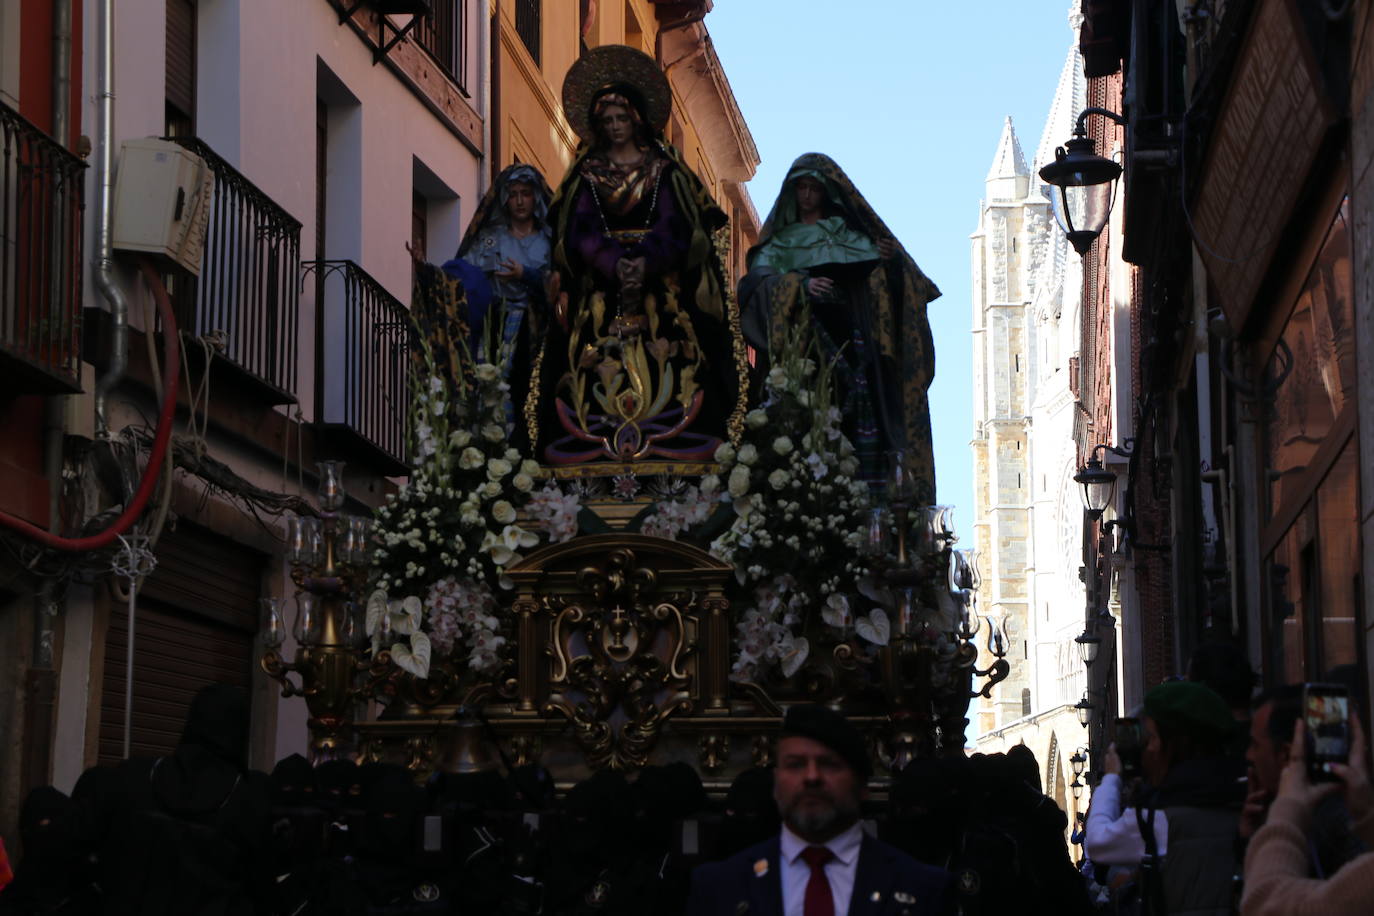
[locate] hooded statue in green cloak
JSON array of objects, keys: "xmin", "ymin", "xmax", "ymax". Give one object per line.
[{"xmin": 740, "ymin": 153, "xmax": 940, "ymax": 500}]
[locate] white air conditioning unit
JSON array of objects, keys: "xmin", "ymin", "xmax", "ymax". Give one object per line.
[{"xmin": 112, "ymin": 138, "xmax": 213, "ymax": 276}]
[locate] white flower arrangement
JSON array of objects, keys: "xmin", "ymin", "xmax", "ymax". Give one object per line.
[
  {"xmin": 708, "ymin": 315, "xmax": 881, "ymax": 681},
  {"xmin": 368, "ymin": 319, "xmax": 544, "ymax": 681}
]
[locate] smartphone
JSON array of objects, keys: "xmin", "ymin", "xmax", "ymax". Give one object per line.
[
  {"xmin": 1302, "ymin": 682, "xmax": 1350, "ymax": 782},
  {"xmin": 1114, "ymin": 717, "xmax": 1144, "ymax": 778}
]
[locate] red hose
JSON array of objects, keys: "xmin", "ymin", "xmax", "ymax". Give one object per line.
[{"xmin": 0, "ymin": 258, "xmax": 181, "ymax": 551}]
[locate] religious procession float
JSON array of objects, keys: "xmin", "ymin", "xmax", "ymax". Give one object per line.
[{"xmin": 262, "ymin": 46, "xmax": 1006, "ymax": 788}]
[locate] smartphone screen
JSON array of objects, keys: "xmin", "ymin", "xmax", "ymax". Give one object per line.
[{"xmin": 1303, "ymin": 683, "xmax": 1350, "ymax": 781}]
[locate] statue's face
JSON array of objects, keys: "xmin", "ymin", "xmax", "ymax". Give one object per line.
[
  {"xmin": 794, "ymin": 176, "xmax": 826, "ymax": 217},
  {"xmin": 597, "ymin": 103, "xmax": 635, "ymax": 147},
  {"xmin": 505, "ymin": 181, "xmax": 535, "ymax": 222}
]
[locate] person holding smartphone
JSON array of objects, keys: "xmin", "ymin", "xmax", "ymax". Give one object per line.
[{"xmin": 1240, "ymin": 715, "xmax": 1374, "ymax": 915}]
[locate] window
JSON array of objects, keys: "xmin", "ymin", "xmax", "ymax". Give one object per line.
[
  {"xmin": 414, "ymin": 0, "xmax": 467, "ymax": 91},
  {"xmin": 515, "ymin": 0, "xmax": 540, "ymax": 66}
]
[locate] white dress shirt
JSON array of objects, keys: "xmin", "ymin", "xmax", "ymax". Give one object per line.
[
  {"xmin": 1084, "ymin": 772, "xmax": 1170, "ymax": 864},
  {"xmin": 779, "ymin": 821, "xmax": 864, "ymax": 916}
]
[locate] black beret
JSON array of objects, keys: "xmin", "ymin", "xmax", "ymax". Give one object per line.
[{"xmin": 780, "ymin": 704, "xmax": 871, "ymax": 781}]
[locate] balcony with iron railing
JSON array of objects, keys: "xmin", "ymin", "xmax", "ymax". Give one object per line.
[
  {"xmin": 168, "ymin": 137, "xmax": 302, "ymax": 404},
  {"xmin": 305, "ymin": 259, "xmax": 410, "ymax": 473},
  {"xmin": 413, "ymin": 0, "xmax": 468, "ymax": 92},
  {"xmin": 0, "ymin": 100, "xmax": 87, "ymax": 393}
]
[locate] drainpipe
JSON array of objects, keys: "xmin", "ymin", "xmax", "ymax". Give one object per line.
[
  {"xmin": 477, "ymin": 0, "xmax": 491, "ymax": 200},
  {"xmin": 93, "ymin": 0, "xmax": 128, "ymax": 439}
]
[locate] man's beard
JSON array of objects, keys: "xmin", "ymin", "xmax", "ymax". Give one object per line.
[{"xmin": 779, "ymin": 790, "xmax": 861, "ymax": 839}]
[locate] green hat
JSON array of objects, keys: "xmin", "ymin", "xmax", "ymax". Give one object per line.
[{"xmin": 1144, "ymin": 681, "xmax": 1236, "ymax": 742}]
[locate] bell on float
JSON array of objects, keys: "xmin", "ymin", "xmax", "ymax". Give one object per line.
[{"xmin": 437, "ymin": 709, "xmax": 501, "ymax": 774}]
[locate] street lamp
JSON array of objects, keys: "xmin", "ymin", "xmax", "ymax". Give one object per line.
[
  {"xmin": 1074, "ymin": 454, "xmax": 1117, "ymax": 518},
  {"xmin": 1038, "ymin": 107, "xmax": 1125, "ymax": 255},
  {"xmin": 1070, "ymin": 748, "xmax": 1087, "ymax": 779},
  {"xmin": 1075, "ymin": 695, "xmax": 1094, "ymax": 728},
  {"xmin": 1075, "ymin": 628, "xmax": 1102, "ymax": 666}
]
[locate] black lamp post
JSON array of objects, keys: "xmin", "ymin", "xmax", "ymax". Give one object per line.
[{"xmin": 1038, "ymin": 107, "xmax": 1126, "ymax": 255}]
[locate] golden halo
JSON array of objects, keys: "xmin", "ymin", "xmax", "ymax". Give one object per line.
[{"xmin": 562, "ymin": 45, "xmax": 671, "ymax": 143}]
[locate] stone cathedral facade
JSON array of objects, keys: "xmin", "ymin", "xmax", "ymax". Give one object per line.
[{"xmin": 967, "ymin": 8, "xmax": 1090, "ymax": 813}]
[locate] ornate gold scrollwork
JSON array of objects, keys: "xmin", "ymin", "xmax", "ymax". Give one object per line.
[
  {"xmin": 510, "ymin": 735, "xmax": 541, "ymax": 767},
  {"xmin": 699, "ymin": 734, "xmax": 729, "ymax": 772},
  {"xmin": 543, "ymin": 548, "xmax": 697, "ymax": 769},
  {"xmin": 751, "ymin": 735, "xmax": 775, "ymax": 769}
]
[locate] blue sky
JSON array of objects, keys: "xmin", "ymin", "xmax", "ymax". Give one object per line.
[{"xmin": 709, "ymin": 2, "xmax": 1079, "ymax": 530}]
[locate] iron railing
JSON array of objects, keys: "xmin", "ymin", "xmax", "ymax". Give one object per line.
[
  {"xmin": 0, "ymin": 100, "xmax": 86, "ymax": 393},
  {"xmin": 305, "ymin": 260, "xmax": 409, "ymax": 468},
  {"xmin": 170, "ymin": 137, "xmax": 301, "ymax": 402},
  {"xmin": 414, "ymin": 0, "xmax": 467, "ymax": 91},
  {"xmin": 515, "ymin": 0, "xmax": 540, "ymax": 67}
]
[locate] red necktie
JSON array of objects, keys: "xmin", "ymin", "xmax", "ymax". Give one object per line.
[{"xmin": 800, "ymin": 845, "xmax": 835, "ymax": 916}]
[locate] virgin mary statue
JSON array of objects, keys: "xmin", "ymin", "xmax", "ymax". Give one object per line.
[
  {"xmin": 740, "ymin": 153, "xmax": 940, "ymax": 499},
  {"xmin": 527, "ymin": 45, "xmax": 748, "ymax": 470}
]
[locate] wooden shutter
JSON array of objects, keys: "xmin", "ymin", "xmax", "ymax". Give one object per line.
[
  {"xmin": 97, "ymin": 525, "xmax": 263, "ymax": 764},
  {"xmin": 166, "ymin": 0, "xmax": 196, "ymax": 128}
]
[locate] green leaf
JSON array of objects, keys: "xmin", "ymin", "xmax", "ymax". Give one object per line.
[{"xmin": 576, "ymin": 506, "xmax": 613, "ymax": 535}]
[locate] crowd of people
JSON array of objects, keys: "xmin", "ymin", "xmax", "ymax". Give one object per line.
[{"xmin": 1, "ymin": 668, "xmax": 1371, "ymax": 915}]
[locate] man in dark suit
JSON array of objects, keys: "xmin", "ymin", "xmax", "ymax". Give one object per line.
[{"xmin": 687, "ymin": 705, "xmax": 953, "ymax": 916}]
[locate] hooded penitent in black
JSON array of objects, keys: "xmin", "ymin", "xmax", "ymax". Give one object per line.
[
  {"xmin": 0, "ymin": 786, "xmax": 100, "ymax": 915},
  {"xmin": 100, "ymin": 684, "xmax": 272, "ymax": 916}
]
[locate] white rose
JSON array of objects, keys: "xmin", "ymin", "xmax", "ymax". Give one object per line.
[
  {"xmin": 481, "ymin": 481, "xmax": 502, "ymax": 499},
  {"xmin": 768, "ymin": 469, "xmax": 790, "ymax": 490},
  {"xmin": 767, "ymin": 367, "xmax": 787, "ymax": 389},
  {"xmin": 745, "ymin": 409, "xmax": 768, "ymax": 430},
  {"xmin": 714, "ymin": 443, "xmax": 737, "ymax": 465},
  {"xmin": 728, "ymin": 465, "xmax": 751, "ymax": 499},
  {"xmin": 481, "ymin": 424, "xmax": 505, "ymax": 443},
  {"xmin": 474, "ymin": 364, "xmax": 501, "ymax": 382},
  {"xmin": 773, "ymin": 436, "xmax": 794, "ymax": 456},
  {"xmin": 459, "ymin": 447, "xmax": 484, "ymax": 470},
  {"xmin": 738, "ymin": 444, "xmax": 759, "ymax": 466},
  {"xmin": 492, "ymin": 500, "xmax": 517, "ymax": 524},
  {"xmin": 520, "ymin": 459, "xmax": 541, "ymax": 476},
  {"xmin": 512, "ymin": 473, "xmax": 535, "ymax": 493},
  {"xmin": 487, "ymin": 458, "xmax": 513, "ymax": 479}
]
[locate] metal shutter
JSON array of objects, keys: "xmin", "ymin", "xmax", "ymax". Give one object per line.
[{"xmin": 97, "ymin": 525, "xmax": 263, "ymax": 765}]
